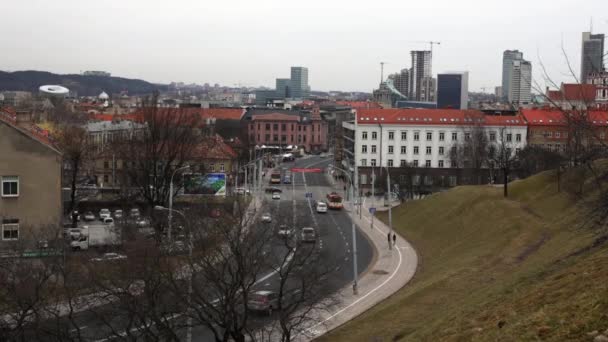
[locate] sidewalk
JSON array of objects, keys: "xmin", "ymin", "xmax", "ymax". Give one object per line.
[{"xmin": 299, "ymin": 175, "xmax": 418, "ymax": 340}]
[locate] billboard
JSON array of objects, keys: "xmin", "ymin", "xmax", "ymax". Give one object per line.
[{"xmin": 183, "ymin": 173, "xmax": 226, "ymax": 196}]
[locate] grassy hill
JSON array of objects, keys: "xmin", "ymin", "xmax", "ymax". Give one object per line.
[
  {"xmin": 320, "ymin": 165, "xmax": 608, "ymax": 341},
  {"xmin": 0, "ymin": 70, "xmax": 167, "ymax": 96}
]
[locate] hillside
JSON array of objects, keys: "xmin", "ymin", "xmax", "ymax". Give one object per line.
[
  {"xmin": 320, "ymin": 164, "xmax": 608, "ymax": 341},
  {"xmin": 0, "ymin": 70, "xmax": 167, "ymax": 96}
]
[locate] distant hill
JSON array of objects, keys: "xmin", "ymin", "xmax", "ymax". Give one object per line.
[{"xmin": 0, "ymin": 70, "xmax": 168, "ymax": 96}]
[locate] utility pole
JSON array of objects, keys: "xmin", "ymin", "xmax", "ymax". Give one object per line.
[
  {"xmin": 371, "ymin": 167, "xmax": 375, "ymax": 230},
  {"xmin": 386, "ymin": 168, "xmax": 393, "ymax": 250}
]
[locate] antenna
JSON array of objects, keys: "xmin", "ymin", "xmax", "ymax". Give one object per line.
[{"xmin": 380, "ymin": 62, "xmax": 387, "ymax": 84}]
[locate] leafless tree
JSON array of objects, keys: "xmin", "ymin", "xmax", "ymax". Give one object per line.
[
  {"xmin": 450, "ymin": 120, "xmax": 489, "ymax": 185},
  {"xmin": 487, "ymin": 127, "xmax": 519, "ymax": 197}
]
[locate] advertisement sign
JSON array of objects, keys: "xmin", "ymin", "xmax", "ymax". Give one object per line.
[{"xmin": 183, "ymin": 173, "xmax": 226, "ymax": 196}]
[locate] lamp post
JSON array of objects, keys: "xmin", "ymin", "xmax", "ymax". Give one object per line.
[
  {"xmin": 155, "ymin": 205, "xmax": 193, "ymax": 342},
  {"xmin": 329, "ymin": 165, "xmax": 359, "ymax": 295},
  {"xmin": 169, "ymin": 165, "xmax": 190, "ymax": 242}
]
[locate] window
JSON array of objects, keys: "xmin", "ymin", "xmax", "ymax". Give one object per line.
[
  {"xmin": 425, "ymin": 160, "xmax": 431, "ymax": 167},
  {"xmin": 281, "ymin": 135, "xmax": 287, "ymax": 142},
  {"xmin": 104, "ymin": 161, "xmax": 109, "ymax": 169},
  {"xmin": 400, "ymin": 146, "xmax": 406, "ymax": 154},
  {"xmin": 400, "ymin": 160, "xmax": 406, "ymax": 167},
  {"xmin": 361, "ymin": 159, "xmax": 367, "ymax": 166},
  {"xmin": 414, "ymin": 146, "xmax": 419, "ymax": 155},
  {"xmin": 452, "ymin": 132, "xmax": 458, "ymax": 141},
  {"xmin": 426, "ymin": 132, "xmax": 432, "ymax": 141},
  {"xmin": 547, "ymin": 131, "xmax": 552, "ymax": 138},
  {"xmin": 303, "ymin": 135, "xmax": 306, "ymax": 142},
  {"xmin": 438, "ymin": 160, "xmax": 444, "ymax": 168},
  {"xmin": 209, "ymin": 164, "xmax": 215, "ymax": 172},
  {"xmin": 362, "ymin": 131, "xmax": 368, "ymax": 140},
  {"xmin": 1, "ymin": 176, "xmax": 19, "ymax": 197},
  {"xmin": 273, "ymin": 124, "xmax": 278, "ymax": 130},
  {"xmin": 312, "ymin": 135, "xmax": 315, "ymax": 142},
  {"xmin": 266, "ymin": 123, "xmax": 271, "ymax": 130},
  {"xmin": 362, "ymin": 145, "xmax": 368, "ymax": 153},
  {"xmin": 371, "ymin": 159, "xmax": 377, "ymax": 166},
  {"xmin": 507, "ymin": 133, "xmax": 512, "ymax": 142},
  {"xmin": 388, "ymin": 131, "xmax": 395, "ymax": 140},
  {"xmin": 265, "ymin": 134, "xmax": 270, "ymax": 141},
  {"xmin": 273, "ymin": 135, "xmax": 278, "ymax": 142},
  {"xmin": 401, "ymin": 131, "xmax": 407, "ymax": 140},
  {"xmin": 103, "ymin": 175, "xmax": 109, "ymax": 183},
  {"xmin": 312, "ymin": 124, "xmax": 315, "ymax": 132},
  {"xmin": 258, "ymin": 123, "xmax": 261, "ymax": 130},
  {"xmin": 298, "ymin": 125, "xmax": 302, "ymax": 132},
  {"xmin": 220, "ymin": 164, "xmax": 225, "ymax": 172},
  {"xmin": 281, "ymin": 123, "xmax": 286, "ymax": 130},
  {"xmin": 2, "ymin": 221, "xmax": 19, "ymax": 241},
  {"xmin": 439, "ymin": 146, "xmax": 444, "ymax": 155},
  {"xmin": 516, "ymin": 133, "xmax": 522, "ymax": 142},
  {"xmin": 372, "ymin": 132, "xmax": 378, "ymax": 140},
  {"xmin": 439, "ymin": 132, "xmax": 445, "ymax": 141},
  {"xmin": 414, "ymin": 132, "xmax": 420, "ymax": 141},
  {"xmin": 556, "ymin": 132, "xmax": 561, "ymax": 138},
  {"xmin": 465, "ymin": 132, "xmax": 471, "ymax": 141},
  {"xmin": 291, "ymin": 124, "xmax": 295, "ymax": 131},
  {"xmin": 388, "ymin": 159, "xmax": 394, "ymax": 167},
  {"xmin": 426, "ymin": 146, "xmax": 432, "ymax": 155},
  {"xmin": 371, "ymin": 145, "xmax": 377, "ymax": 153},
  {"xmin": 388, "ymin": 146, "xmax": 394, "ymax": 154},
  {"xmin": 516, "ymin": 148, "xmax": 521, "ymax": 155},
  {"xmin": 451, "ymin": 160, "xmax": 457, "ymax": 168},
  {"xmin": 413, "ymin": 160, "xmax": 419, "ymax": 167},
  {"xmin": 489, "ymin": 132, "xmax": 496, "ymax": 141}
]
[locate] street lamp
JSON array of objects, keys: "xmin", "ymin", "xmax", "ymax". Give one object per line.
[
  {"xmin": 155, "ymin": 205, "xmax": 193, "ymax": 342},
  {"xmin": 169, "ymin": 165, "xmax": 190, "ymax": 241},
  {"xmin": 328, "ymin": 165, "xmax": 359, "ymax": 295}
]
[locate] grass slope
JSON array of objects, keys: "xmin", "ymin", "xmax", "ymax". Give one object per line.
[{"xmin": 319, "ymin": 168, "xmax": 608, "ymax": 341}]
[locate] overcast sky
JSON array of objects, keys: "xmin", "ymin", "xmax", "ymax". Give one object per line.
[{"xmin": 1, "ymin": 0, "xmax": 607, "ymax": 93}]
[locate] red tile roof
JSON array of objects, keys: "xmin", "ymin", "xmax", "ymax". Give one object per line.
[
  {"xmin": 251, "ymin": 113, "xmax": 300, "ymax": 122},
  {"xmin": 336, "ymin": 101, "xmax": 382, "ymax": 109},
  {"xmin": 356, "ymin": 109, "xmax": 527, "ymax": 126},
  {"xmin": 194, "ymin": 134, "xmax": 238, "ymax": 160},
  {"xmin": 547, "ymin": 84, "xmax": 597, "ymax": 102},
  {"xmin": 0, "ymin": 109, "xmax": 60, "ymax": 152},
  {"xmin": 521, "ymin": 108, "xmax": 608, "ymax": 126}
]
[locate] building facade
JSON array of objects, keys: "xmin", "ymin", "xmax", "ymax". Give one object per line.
[
  {"xmin": 437, "ymin": 72, "xmax": 469, "ymax": 109},
  {"xmin": 588, "ymin": 71, "xmax": 608, "ymax": 105},
  {"xmin": 276, "ymin": 78, "xmax": 291, "ymax": 98},
  {"xmin": 502, "ymin": 50, "xmax": 532, "ymax": 105},
  {"xmin": 0, "ymin": 110, "xmax": 62, "ymax": 247},
  {"xmin": 342, "ymin": 108, "xmax": 527, "ymax": 188},
  {"xmin": 410, "ymin": 51, "xmax": 432, "ymax": 101},
  {"xmin": 581, "ymin": 32, "xmax": 605, "ymax": 82},
  {"xmin": 290, "ymin": 67, "xmax": 310, "ymax": 99}
]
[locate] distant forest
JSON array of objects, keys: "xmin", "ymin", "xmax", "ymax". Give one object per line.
[{"xmin": 0, "ymin": 70, "xmax": 168, "ymax": 96}]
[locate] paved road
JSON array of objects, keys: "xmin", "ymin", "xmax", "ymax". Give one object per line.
[{"xmin": 30, "ymin": 156, "xmax": 374, "ymax": 341}]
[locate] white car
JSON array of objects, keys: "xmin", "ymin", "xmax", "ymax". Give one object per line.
[
  {"xmin": 130, "ymin": 208, "xmax": 141, "ymax": 218},
  {"xmin": 300, "ymin": 227, "xmax": 316, "ymax": 243},
  {"xmin": 316, "ymin": 201, "xmax": 328, "ymax": 213},
  {"xmin": 277, "ymin": 225, "xmax": 294, "ymax": 237},
  {"xmin": 99, "ymin": 208, "xmax": 111, "ymax": 220},
  {"xmin": 272, "ymin": 192, "xmax": 281, "ymax": 200},
  {"xmin": 83, "ymin": 211, "xmax": 96, "ymax": 221},
  {"xmin": 136, "ymin": 218, "xmax": 150, "ymax": 228},
  {"xmin": 235, "ymin": 187, "xmax": 251, "ymax": 195},
  {"xmin": 102, "ymin": 217, "xmax": 114, "ymax": 225},
  {"xmin": 113, "ymin": 209, "xmax": 123, "ymax": 219},
  {"xmin": 91, "ymin": 252, "xmax": 127, "ymax": 262},
  {"xmin": 261, "ymin": 213, "xmax": 272, "ymax": 223}
]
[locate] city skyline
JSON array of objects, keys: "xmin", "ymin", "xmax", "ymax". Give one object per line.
[{"xmin": 1, "ymin": 0, "xmax": 607, "ymax": 93}]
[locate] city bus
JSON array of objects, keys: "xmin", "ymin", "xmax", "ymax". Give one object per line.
[
  {"xmin": 270, "ymin": 172, "xmax": 281, "ymax": 184},
  {"xmin": 326, "ymin": 192, "xmax": 343, "ymax": 210}
]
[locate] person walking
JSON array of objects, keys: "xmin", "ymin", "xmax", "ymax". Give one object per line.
[
  {"xmin": 387, "ymin": 232, "xmax": 392, "ymax": 250},
  {"xmin": 393, "ymin": 233, "xmax": 397, "ymax": 247}
]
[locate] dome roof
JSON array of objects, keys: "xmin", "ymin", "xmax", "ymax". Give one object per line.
[{"xmin": 98, "ymin": 91, "xmax": 109, "ymax": 100}]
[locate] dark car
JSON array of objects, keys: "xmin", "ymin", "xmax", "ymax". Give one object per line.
[{"xmin": 265, "ymin": 187, "xmax": 282, "ymax": 193}]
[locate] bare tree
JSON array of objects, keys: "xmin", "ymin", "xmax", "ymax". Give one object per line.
[
  {"xmin": 450, "ymin": 120, "xmax": 489, "ymax": 185},
  {"xmin": 487, "ymin": 127, "xmax": 519, "ymax": 197}
]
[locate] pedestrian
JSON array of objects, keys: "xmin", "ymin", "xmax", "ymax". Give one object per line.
[
  {"xmin": 387, "ymin": 232, "xmax": 392, "ymax": 250},
  {"xmin": 393, "ymin": 233, "xmax": 397, "ymax": 246}
]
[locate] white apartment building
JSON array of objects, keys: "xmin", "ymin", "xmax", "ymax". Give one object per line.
[{"xmin": 342, "ymin": 109, "xmax": 528, "ymax": 187}]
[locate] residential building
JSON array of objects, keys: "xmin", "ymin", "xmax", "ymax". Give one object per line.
[
  {"xmin": 342, "ymin": 108, "xmax": 527, "ymax": 188},
  {"xmin": 437, "ymin": 72, "xmax": 469, "ymax": 110},
  {"xmin": 0, "ymin": 109, "xmax": 62, "ymax": 247},
  {"xmin": 502, "ymin": 50, "xmax": 532, "ymax": 105},
  {"xmin": 581, "ymin": 32, "xmax": 605, "ymax": 82},
  {"xmin": 544, "ymin": 83, "xmax": 597, "ymax": 110},
  {"xmin": 410, "ymin": 51, "xmax": 432, "ymax": 101},
  {"xmin": 290, "ymin": 67, "xmax": 310, "ymax": 99},
  {"xmin": 246, "ymin": 107, "xmax": 328, "ymax": 153}
]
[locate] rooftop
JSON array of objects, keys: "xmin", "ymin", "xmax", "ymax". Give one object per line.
[{"xmin": 356, "ymin": 109, "xmax": 527, "ymax": 126}]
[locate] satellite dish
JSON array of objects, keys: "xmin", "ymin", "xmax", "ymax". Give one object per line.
[{"xmin": 39, "ymin": 85, "xmax": 69, "ymax": 96}]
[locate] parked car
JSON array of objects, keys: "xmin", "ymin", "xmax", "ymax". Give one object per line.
[
  {"xmin": 130, "ymin": 208, "xmax": 140, "ymax": 218},
  {"xmin": 91, "ymin": 252, "xmax": 127, "ymax": 262},
  {"xmin": 99, "ymin": 208, "xmax": 111, "ymax": 220},
  {"xmin": 83, "ymin": 211, "xmax": 96, "ymax": 221},
  {"xmin": 136, "ymin": 218, "xmax": 150, "ymax": 228},
  {"xmin": 272, "ymin": 192, "xmax": 281, "ymax": 200},
  {"xmin": 247, "ymin": 290, "xmax": 278, "ymax": 314},
  {"xmin": 235, "ymin": 187, "xmax": 251, "ymax": 195},
  {"xmin": 316, "ymin": 201, "xmax": 328, "ymax": 213},
  {"xmin": 277, "ymin": 224, "xmax": 294, "ymax": 237},
  {"xmin": 300, "ymin": 227, "xmax": 316, "ymax": 243},
  {"xmin": 261, "ymin": 213, "xmax": 272, "ymax": 223},
  {"xmin": 102, "ymin": 217, "xmax": 114, "ymax": 225},
  {"xmin": 113, "ymin": 209, "xmax": 123, "ymax": 219}
]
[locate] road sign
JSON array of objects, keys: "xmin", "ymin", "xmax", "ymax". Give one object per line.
[
  {"xmin": 291, "ymin": 168, "xmax": 322, "ymax": 173},
  {"xmin": 305, "ymin": 192, "xmax": 313, "ymax": 198},
  {"xmin": 369, "ymin": 207, "xmax": 376, "ymax": 214}
]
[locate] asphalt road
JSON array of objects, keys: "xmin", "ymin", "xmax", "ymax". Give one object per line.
[{"xmin": 30, "ymin": 156, "xmax": 373, "ymax": 341}]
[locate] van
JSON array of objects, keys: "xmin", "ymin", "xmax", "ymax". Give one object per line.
[{"xmin": 316, "ymin": 201, "xmax": 328, "ymax": 213}]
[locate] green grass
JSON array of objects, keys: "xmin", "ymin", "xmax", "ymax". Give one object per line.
[{"xmin": 319, "ymin": 167, "xmax": 608, "ymax": 342}]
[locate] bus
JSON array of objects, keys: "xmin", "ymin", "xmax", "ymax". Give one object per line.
[
  {"xmin": 326, "ymin": 192, "xmax": 343, "ymax": 210},
  {"xmin": 270, "ymin": 172, "xmax": 281, "ymax": 184}
]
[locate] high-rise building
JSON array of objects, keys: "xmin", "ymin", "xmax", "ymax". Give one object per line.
[
  {"xmin": 502, "ymin": 50, "xmax": 532, "ymax": 105},
  {"xmin": 419, "ymin": 77, "xmax": 437, "ymax": 102},
  {"xmin": 392, "ymin": 69, "xmax": 410, "ymax": 98},
  {"xmin": 437, "ymin": 72, "xmax": 469, "ymax": 109},
  {"xmin": 275, "ymin": 78, "xmax": 291, "ymax": 98},
  {"xmin": 581, "ymin": 32, "xmax": 605, "ymax": 82},
  {"xmin": 409, "ymin": 51, "xmax": 432, "ymax": 101},
  {"xmin": 290, "ymin": 66, "xmax": 310, "ymax": 99}
]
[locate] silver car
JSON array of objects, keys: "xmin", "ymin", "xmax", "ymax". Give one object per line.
[
  {"xmin": 261, "ymin": 213, "xmax": 272, "ymax": 223},
  {"xmin": 247, "ymin": 290, "xmax": 278, "ymax": 314},
  {"xmin": 300, "ymin": 227, "xmax": 316, "ymax": 243}
]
